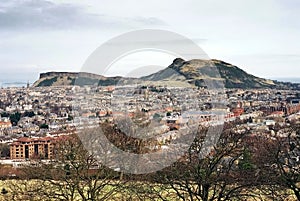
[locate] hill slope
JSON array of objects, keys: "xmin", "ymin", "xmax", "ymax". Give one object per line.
[{"xmin": 141, "ymin": 58, "xmax": 276, "ymax": 89}]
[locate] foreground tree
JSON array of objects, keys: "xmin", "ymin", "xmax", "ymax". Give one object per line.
[
  {"xmin": 147, "ymin": 125, "xmax": 262, "ymax": 201},
  {"xmin": 255, "ymin": 123, "xmax": 300, "ymax": 201},
  {"xmin": 5, "ymin": 121, "xmax": 299, "ymax": 200},
  {"xmin": 6, "ymin": 134, "xmax": 123, "ymax": 201}
]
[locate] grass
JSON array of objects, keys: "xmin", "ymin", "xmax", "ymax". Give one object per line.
[{"xmin": 0, "ymin": 180, "xmax": 297, "ymax": 201}]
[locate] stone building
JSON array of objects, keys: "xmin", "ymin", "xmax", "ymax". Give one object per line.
[{"xmin": 10, "ymin": 137, "xmax": 54, "ymax": 159}]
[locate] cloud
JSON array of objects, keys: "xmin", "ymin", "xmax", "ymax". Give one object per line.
[
  {"xmin": 0, "ymin": 0, "xmax": 165, "ymax": 30},
  {"xmin": 131, "ymin": 16, "xmax": 166, "ymax": 26}
]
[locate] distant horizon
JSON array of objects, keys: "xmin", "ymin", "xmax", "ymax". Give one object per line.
[{"xmin": 268, "ymin": 77, "xmax": 300, "ymax": 83}]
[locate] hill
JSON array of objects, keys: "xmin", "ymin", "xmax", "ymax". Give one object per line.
[
  {"xmin": 141, "ymin": 58, "xmax": 276, "ymax": 89},
  {"xmin": 33, "ymin": 72, "xmax": 124, "ymax": 87},
  {"xmin": 33, "ymin": 59, "xmax": 299, "ymax": 89}
]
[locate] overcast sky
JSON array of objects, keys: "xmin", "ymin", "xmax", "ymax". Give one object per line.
[{"xmin": 0, "ymin": 0, "xmax": 299, "ymax": 83}]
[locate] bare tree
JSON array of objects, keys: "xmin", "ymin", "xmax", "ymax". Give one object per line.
[
  {"xmin": 142, "ymin": 125, "xmax": 262, "ymax": 201},
  {"xmin": 255, "ymin": 123, "xmax": 300, "ymax": 201},
  {"xmin": 6, "ymin": 134, "xmax": 123, "ymax": 201}
]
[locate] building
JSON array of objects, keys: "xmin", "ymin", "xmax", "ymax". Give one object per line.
[
  {"xmin": 0, "ymin": 117, "xmax": 12, "ymax": 136},
  {"xmin": 0, "ymin": 117, "xmax": 12, "ymax": 129},
  {"xmin": 232, "ymin": 102, "xmax": 244, "ymax": 116},
  {"xmin": 10, "ymin": 137, "xmax": 54, "ymax": 160}
]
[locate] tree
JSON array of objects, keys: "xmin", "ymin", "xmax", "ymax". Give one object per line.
[
  {"xmin": 277, "ymin": 125, "xmax": 300, "ymax": 200},
  {"xmin": 150, "ymin": 125, "xmax": 260, "ymax": 201},
  {"xmin": 23, "ymin": 111, "xmax": 35, "ymax": 118},
  {"xmin": 9, "ymin": 112, "xmax": 21, "ymax": 125},
  {"xmin": 6, "ymin": 134, "xmax": 123, "ymax": 201},
  {"xmin": 256, "ymin": 123, "xmax": 300, "ymax": 200},
  {"xmin": 238, "ymin": 148, "xmax": 255, "ymax": 170},
  {"xmin": 39, "ymin": 124, "xmax": 49, "ymax": 129},
  {"xmin": 67, "ymin": 115, "xmax": 74, "ymax": 121},
  {"xmin": 0, "ymin": 144, "xmax": 10, "ymax": 158}
]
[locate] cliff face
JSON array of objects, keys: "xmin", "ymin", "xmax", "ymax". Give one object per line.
[
  {"xmin": 39, "ymin": 72, "xmax": 106, "ymax": 80},
  {"xmin": 39, "ymin": 72, "xmax": 78, "ymax": 79},
  {"xmin": 33, "ymin": 72, "xmax": 121, "ymax": 87}
]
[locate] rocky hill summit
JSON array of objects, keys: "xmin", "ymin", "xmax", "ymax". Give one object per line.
[{"xmin": 141, "ymin": 58, "xmax": 276, "ymax": 89}]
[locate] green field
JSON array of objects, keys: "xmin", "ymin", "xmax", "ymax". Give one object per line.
[{"xmin": 0, "ymin": 180, "xmax": 297, "ymax": 201}]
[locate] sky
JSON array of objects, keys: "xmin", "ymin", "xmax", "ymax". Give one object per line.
[{"xmin": 0, "ymin": 0, "xmax": 300, "ymax": 83}]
